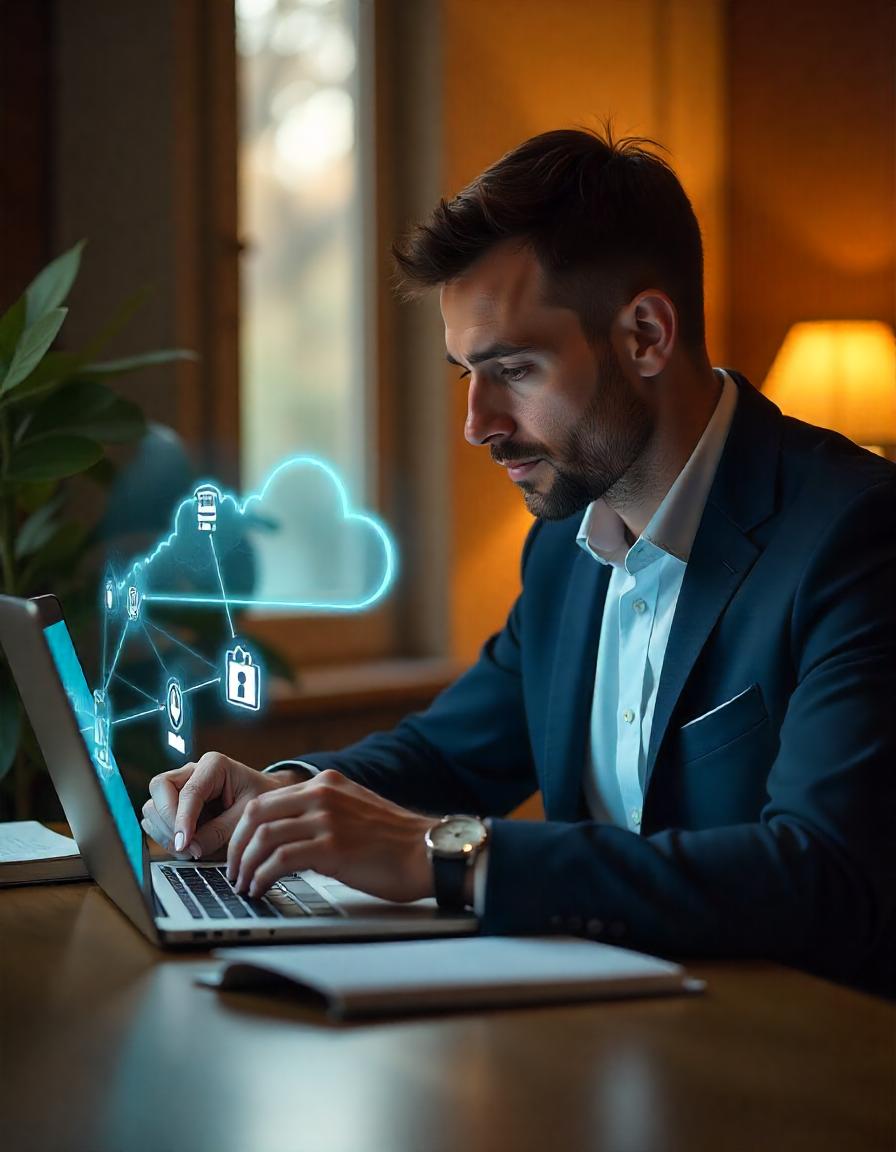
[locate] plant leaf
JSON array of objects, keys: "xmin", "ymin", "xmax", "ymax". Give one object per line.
[
  {"xmin": 3, "ymin": 350, "xmax": 82, "ymax": 395},
  {"xmin": 16, "ymin": 480, "xmax": 58, "ymax": 514},
  {"xmin": 82, "ymin": 348, "xmax": 197, "ymax": 376},
  {"xmin": 6, "ymin": 435, "xmax": 103, "ymax": 483},
  {"xmin": 14, "ymin": 495, "xmax": 65, "ymax": 561},
  {"xmin": 18, "ymin": 520, "xmax": 90, "ymax": 591},
  {"xmin": 0, "ymin": 689, "xmax": 22, "ymax": 781},
  {"xmin": 25, "ymin": 239, "xmax": 85, "ymax": 325},
  {"xmin": 0, "ymin": 296, "xmax": 27, "ymax": 375},
  {"xmin": 1, "ymin": 308, "xmax": 68, "ymax": 394},
  {"xmin": 78, "ymin": 283, "xmax": 154, "ymax": 362},
  {"xmin": 23, "ymin": 380, "xmax": 146, "ymax": 445},
  {"xmin": 1, "ymin": 286, "xmax": 156, "ymax": 406},
  {"xmin": 82, "ymin": 456, "xmax": 118, "ymax": 488}
]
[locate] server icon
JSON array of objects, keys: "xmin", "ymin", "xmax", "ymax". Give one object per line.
[{"xmin": 195, "ymin": 485, "xmax": 220, "ymax": 533}]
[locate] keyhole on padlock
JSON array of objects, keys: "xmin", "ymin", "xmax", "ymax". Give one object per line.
[{"xmin": 237, "ymin": 671, "xmax": 246, "ymax": 699}]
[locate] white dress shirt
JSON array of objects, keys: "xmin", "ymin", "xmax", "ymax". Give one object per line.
[{"xmin": 576, "ymin": 369, "xmax": 738, "ymax": 830}]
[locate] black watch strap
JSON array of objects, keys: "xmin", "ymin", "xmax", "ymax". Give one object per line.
[{"xmin": 432, "ymin": 854, "xmax": 468, "ymax": 912}]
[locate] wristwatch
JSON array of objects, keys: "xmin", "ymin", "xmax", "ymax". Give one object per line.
[{"xmin": 424, "ymin": 815, "xmax": 489, "ymax": 912}]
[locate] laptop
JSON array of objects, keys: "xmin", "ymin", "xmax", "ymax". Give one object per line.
[{"xmin": 0, "ymin": 593, "xmax": 477, "ymax": 946}]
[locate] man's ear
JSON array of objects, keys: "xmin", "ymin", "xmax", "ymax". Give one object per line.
[{"xmin": 614, "ymin": 290, "xmax": 677, "ymax": 377}]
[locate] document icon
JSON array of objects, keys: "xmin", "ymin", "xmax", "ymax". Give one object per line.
[
  {"xmin": 225, "ymin": 644, "xmax": 261, "ymax": 712},
  {"xmin": 165, "ymin": 677, "xmax": 186, "ymax": 754}
]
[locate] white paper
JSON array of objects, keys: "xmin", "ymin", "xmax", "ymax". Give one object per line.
[
  {"xmin": 209, "ymin": 936, "xmax": 697, "ymax": 1017},
  {"xmin": 0, "ymin": 821, "xmax": 81, "ymax": 863}
]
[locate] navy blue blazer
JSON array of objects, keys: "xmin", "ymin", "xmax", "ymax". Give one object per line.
[{"xmin": 306, "ymin": 373, "xmax": 896, "ymax": 991}]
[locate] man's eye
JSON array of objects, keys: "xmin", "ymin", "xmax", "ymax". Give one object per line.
[
  {"xmin": 501, "ymin": 365, "xmax": 530, "ymax": 383},
  {"xmin": 457, "ymin": 369, "xmax": 471, "ymax": 381}
]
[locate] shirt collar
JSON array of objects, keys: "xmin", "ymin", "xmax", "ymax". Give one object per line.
[{"xmin": 576, "ymin": 369, "xmax": 739, "ymax": 572}]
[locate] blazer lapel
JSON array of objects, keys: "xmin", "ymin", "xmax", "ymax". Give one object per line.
[
  {"xmin": 644, "ymin": 373, "xmax": 782, "ymax": 792},
  {"xmin": 542, "ymin": 550, "xmax": 611, "ymax": 820}
]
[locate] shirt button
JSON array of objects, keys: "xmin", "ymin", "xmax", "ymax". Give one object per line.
[
  {"xmin": 622, "ymin": 709, "xmax": 635, "ymax": 723},
  {"xmin": 632, "ymin": 598, "xmax": 647, "ymax": 614},
  {"xmin": 630, "ymin": 808, "xmax": 642, "ymax": 827},
  {"xmin": 586, "ymin": 918, "xmax": 604, "ymax": 937}
]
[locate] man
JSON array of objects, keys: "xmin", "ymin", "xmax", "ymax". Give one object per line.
[{"xmin": 142, "ymin": 129, "xmax": 895, "ymax": 991}]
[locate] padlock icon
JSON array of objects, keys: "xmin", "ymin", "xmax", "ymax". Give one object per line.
[{"xmin": 225, "ymin": 644, "xmax": 261, "ymax": 712}]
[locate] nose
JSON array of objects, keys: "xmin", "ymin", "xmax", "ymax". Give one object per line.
[{"xmin": 464, "ymin": 374, "xmax": 516, "ymax": 447}]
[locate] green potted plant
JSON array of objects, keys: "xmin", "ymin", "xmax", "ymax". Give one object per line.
[{"xmin": 0, "ymin": 240, "xmax": 193, "ymax": 817}]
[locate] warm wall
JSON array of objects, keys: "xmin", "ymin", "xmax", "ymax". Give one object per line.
[
  {"xmin": 727, "ymin": 0, "xmax": 896, "ymax": 386},
  {"xmin": 440, "ymin": 0, "xmax": 727, "ymax": 663}
]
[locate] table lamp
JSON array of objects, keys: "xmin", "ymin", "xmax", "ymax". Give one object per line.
[{"xmin": 762, "ymin": 320, "xmax": 896, "ymax": 458}]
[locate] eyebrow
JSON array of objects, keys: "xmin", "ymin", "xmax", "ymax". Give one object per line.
[{"xmin": 444, "ymin": 342, "xmax": 536, "ymax": 368}]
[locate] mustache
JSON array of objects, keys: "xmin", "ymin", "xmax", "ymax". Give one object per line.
[{"xmin": 490, "ymin": 443, "xmax": 548, "ymax": 466}]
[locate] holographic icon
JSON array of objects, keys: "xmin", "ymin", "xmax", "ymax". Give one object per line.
[
  {"xmin": 94, "ymin": 457, "xmax": 397, "ymax": 770},
  {"xmin": 195, "ymin": 484, "xmax": 220, "ymax": 533},
  {"xmin": 93, "ymin": 689, "xmax": 111, "ymax": 775},
  {"xmin": 225, "ymin": 644, "xmax": 261, "ymax": 711},
  {"xmin": 166, "ymin": 677, "xmax": 185, "ymax": 754}
]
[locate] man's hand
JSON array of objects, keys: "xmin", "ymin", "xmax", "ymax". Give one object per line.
[
  {"xmin": 141, "ymin": 752, "xmax": 297, "ymax": 860},
  {"xmin": 226, "ymin": 769, "xmax": 434, "ymax": 903}
]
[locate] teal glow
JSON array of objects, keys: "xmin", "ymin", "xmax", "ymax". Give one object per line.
[
  {"xmin": 44, "ymin": 619, "xmax": 144, "ymax": 884},
  {"xmin": 92, "ymin": 455, "xmax": 396, "ymax": 762},
  {"xmin": 122, "ymin": 455, "xmax": 397, "ymax": 612}
]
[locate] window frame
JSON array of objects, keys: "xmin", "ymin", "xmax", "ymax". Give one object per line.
[{"xmin": 208, "ymin": 0, "xmax": 447, "ymax": 669}]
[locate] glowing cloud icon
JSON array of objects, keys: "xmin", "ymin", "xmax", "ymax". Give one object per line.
[{"xmin": 123, "ymin": 456, "xmax": 397, "ymax": 613}]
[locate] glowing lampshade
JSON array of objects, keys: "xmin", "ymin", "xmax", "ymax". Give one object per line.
[{"xmin": 762, "ymin": 321, "xmax": 896, "ymax": 452}]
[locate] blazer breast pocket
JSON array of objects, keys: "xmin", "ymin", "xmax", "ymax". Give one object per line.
[{"xmin": 676, "ymin": 682, "xmax": 769, "ymax": 764}]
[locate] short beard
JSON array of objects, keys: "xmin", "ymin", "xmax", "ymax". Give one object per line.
[{"xmin": 518, "ymin": 346, "xmax": 654, "ymax": 521}]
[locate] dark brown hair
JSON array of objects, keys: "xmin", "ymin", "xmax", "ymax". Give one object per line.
[{"xmin": 392, "ymin": 126, "xmax": 706, "ymax": 350}]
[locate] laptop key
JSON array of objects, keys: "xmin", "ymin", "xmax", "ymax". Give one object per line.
[{"xmin": 160, "ymin": 867, "xmax": 203, "ymax": 919}]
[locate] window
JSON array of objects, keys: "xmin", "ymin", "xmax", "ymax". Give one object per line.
[
  {"xmin": 233, "ymin": 0, "xmax": 444, "ymax": 664},
  {"xmin": 237, "ymin": 0, "xmax": 373, "ymax": 567}
]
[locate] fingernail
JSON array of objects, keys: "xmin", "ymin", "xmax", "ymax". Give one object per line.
[
  {"xmin": 174, "ymin": 831, "xmax": 185, "ymax": 852},
  {"xmin": 188, "ymin": 841, "xmax": 201, "ymax": 860}
]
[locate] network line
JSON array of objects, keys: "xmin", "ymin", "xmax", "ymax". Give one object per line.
[
  {"xmin": 107, "ymin": 673, "xmax": 222, "ymax": 731},
  {"xmin": 111, "ymin": 703, "xmax": 164, "ymax": 727},
  {"xmin": 112, "ymin": 671, "xmax": 159, "ymax": 704},
  {"xmin": 142, "ymin": 619, "xmax": 217, "ymax": 671},
  {"xmin": 103, "ymin": 620, "xmax": 130, "ymax": 693},
  {"xmin": 184, "ymin": 676, "xmax": 221, "ymax": 696},
  {"xmin": 140, "ymin": 619, "xmax": 170, "ymax": 676},
  {"xmin": 208, "ymin": 534, "xmax": 236, "ymax": 639}
]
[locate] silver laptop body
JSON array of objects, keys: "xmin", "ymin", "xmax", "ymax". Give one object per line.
[{"xmin": 0, "ymin": 594, "xmax": 476, "ymax": 946}]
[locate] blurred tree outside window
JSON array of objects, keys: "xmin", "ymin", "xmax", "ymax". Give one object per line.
[{"xmin": 236, "ymin": 0, "xmax": 370, "ymax": 607}]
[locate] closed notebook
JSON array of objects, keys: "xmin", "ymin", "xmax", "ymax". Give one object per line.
[
  {"xmin": 200, "ymin": 935, "xmax": 704, "ymax": 1018},
  {"xmin": 0, "ymin": 821, "xmax": 89, "ymax": 886}
]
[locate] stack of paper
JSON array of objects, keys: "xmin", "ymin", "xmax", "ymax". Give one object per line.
[
  {"xmin": 202, "ymin": 936, "xmax": 705, "ymax": 1019},
  {"xmin": 0, "ymin": 821, "xmax": 89, "ymax": 886}
]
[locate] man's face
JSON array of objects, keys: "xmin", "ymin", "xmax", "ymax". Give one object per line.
[{"xmin": 441, "ymin": 241, "xmax": 654, "ymax": 520}]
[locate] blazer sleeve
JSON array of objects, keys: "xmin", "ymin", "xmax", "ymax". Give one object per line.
[
  {"xmin": 481, "ymin": 476, "xmax": 896, "ymax": 991},
  {"xmin": 290, "ymin": 524, "xmax": 543, "ymax": 817}
]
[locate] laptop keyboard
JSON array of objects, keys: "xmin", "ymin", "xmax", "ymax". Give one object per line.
[{"xmin": 160, "ymin": 865, "xmax": 341, "ymax": 921}]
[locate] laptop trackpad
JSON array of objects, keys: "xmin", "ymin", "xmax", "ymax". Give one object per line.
[{"xmin": 281, "ymin": 875, "xmax": 443, "ymax": 919}]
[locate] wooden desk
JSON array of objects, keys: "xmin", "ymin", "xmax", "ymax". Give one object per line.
[{"xmin": 1, "ymin": 880, "xmax": 893, "ymax": 1152}]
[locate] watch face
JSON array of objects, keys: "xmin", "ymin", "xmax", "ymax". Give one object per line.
[{"xmin": 429, "ymin": 816, "xmax": 487, "ymax": 857}]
